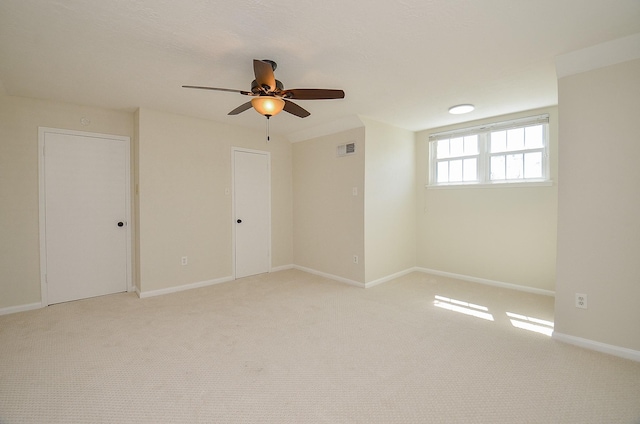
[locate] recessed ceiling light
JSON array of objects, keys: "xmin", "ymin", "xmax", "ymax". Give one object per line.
[{"xmin": 448, "ymin": 104, "xmax": 475, "ymax": 114}]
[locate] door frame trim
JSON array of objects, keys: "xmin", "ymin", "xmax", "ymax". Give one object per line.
[
  {"xmin": 231, "ymin": 147, "xmax": 271, "ymax": 279},
  {"xmin": 38, "ymin": 127, "xmax": 133, "ymax": 306}
]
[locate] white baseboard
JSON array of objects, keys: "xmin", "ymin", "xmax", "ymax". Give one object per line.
[
  {"xmin": 137, "ymin": 276, "xmax": 234, "ymax": 299},
  {"xmin": 292, "ymin": 265, "xmax": 419, "ymax": 289},
  {"xmin": 133, "ymin": 265, "xmax": 554, "ymax": 299},
  {"xmin": 135, "ymin": 266, "xmax": 295, "ymax": 299},
  {"xmin": 290, "ymin": 265, "xmax": 547, "ymax": 295},
  {"xmin": 416, "ymin": 267, "xmax": 555, "ymax": 297},
  {"xmin": 0, "ymin": 302, "xmax": 42, "ymax": 316},
  {"xmin": 292, "ymin": 265, "xmax": 365, "ymax": 288},
  {"xmin": 365, "ymin": 268, "xmax": 417, "ymax": 288},
  {"xmin": 553, "ymin": 332, "xmax": 640, "ymax": 363},
  {"xmin": 271, "ymin": 264, "xmax": 294, "ymax": 273}
]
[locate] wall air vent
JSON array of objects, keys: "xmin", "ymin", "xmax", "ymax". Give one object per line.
[{"xmin": 336, "ymin": 142, "xmax": 356, "ymax": 157}]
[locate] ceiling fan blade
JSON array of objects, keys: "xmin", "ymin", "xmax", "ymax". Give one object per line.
[
  {"xmin": 281, "ymin": 88, "xmax": 345, "ymax": 100},
  {"xmin": 253, "ymin": 59, "xmax": 276, "ymax": 92},
  {"xmin": 283, "ymin": 100, "xmax": 310, "ymax": 118},
  {"xmin": 228, "ymin": 101, "xmax": 253, "ymax": 115},
  {"xmin": 182, "ymin": 85, "xmax": 252, "ymax": 95}
]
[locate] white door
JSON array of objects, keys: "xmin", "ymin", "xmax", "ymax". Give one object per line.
[
  {"xmin": 39, "ymin": 128, "xmax": 130, "ymax": 305},
  {"xmin": 233, "ymin": 149, "xmax": 270, "ymax": 279}
]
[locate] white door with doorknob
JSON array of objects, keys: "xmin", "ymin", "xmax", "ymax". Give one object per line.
[
  {"xmin": 233, "ymin": 148, "xmax": 270, "ymax": 279},
  {"xmin": 39, "ymin": 128, "xmax": 131, "ymax": 305}
]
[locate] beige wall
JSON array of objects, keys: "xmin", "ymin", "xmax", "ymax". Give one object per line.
[
  {"xmin": 555, "ymin": 59, "xmax": 640, "ymax": 351},
  {"xmin": 292, "ymin": 127, "xmax": 366, "ymax": 283},
  {"xmin": 0, "ymin": 98, "xmax": 292, "ymax": 309},
  {"xmin": 1, "ymin": 92, "xmax": 556, "ymax": 310},
  {"xmin": 415, "ymin": 107, "xmax": 559, "ymax": 292},
  {"xmin": 362, "ymin": 117, "xmax": 416, "ymax": 283},
  {"xmin": 136, "ymin": 108, "xmax": 293, "ymax": 293},
  {"xmin": 0, "ymin": 94, "xmax": 133, "ymax": 309}
]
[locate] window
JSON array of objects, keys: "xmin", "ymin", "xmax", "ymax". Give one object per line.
[{"xmin": 429, "ymin": 114, "xmax": 549, "ymax": 186}]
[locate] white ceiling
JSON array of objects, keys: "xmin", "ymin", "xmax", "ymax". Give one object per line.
[{"xmin": 1, "ymin": 0, "xmax": 639, "ymax": 139}]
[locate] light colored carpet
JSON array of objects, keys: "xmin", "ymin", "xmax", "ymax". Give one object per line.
[{"xmin": 1, "ymin": 270, "xmax": 639, "ymax": 423}]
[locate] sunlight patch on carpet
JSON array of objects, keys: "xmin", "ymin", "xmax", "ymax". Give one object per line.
[
  {"xmin": 434, "ymin": 295, "xmax": 494, "ymax": 321},
  {"xmin": 506, "ymin": 312, "xmax": 554, "ymax": 336}
]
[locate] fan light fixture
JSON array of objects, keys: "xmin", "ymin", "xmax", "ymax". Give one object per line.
[
  {"xmin": 251, "ymin": 96, "xmax": 285, "ymax": 117},
  {"xmin": 448, "ymin": 104, "xmax": 475, "ymax": 115}
]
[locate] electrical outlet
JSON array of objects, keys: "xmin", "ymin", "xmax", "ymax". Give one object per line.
[
  {"xmin": 575, "ymin": 293, "xmax": 587, "ymax": 309},
  {"xmin": 181, "ymin": 256, "xmax": 188, "ymax": 266},
  {"xmin": 353, "ymin": 255, "xmax": 358, "ymax": 264}
]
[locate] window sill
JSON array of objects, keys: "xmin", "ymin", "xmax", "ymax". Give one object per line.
[{"xmin": 426, "ymin": 181, "xmax": 554, "ymax": 190}]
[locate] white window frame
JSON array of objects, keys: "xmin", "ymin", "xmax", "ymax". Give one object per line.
[{"xmin": 428, "ymin": 114, "xmax": 550, "ymax": 188}]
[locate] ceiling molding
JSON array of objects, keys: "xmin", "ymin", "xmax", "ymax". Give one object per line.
[{"xmin": 555, "ymin": 33, "xmax": 640, "ymax": 79}]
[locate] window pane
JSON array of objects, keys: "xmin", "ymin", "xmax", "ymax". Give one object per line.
[
  {"xmin": 450, "ymin": 137, "xmax": 464, "ymax": 157},
  {"xmin": 525, "ymin": 125, "xmax": 543, "ymax": 149},
  {"xmin": 463, "ymin": 158, "xmax": 477, "ymax": 181},
  {"xmin": 507, "ymin": 128, "xmax": 525, "ymax": 151},
  {"xmin": 491, "ymin": 131, "xmax": 507, "ymax": 153},
  {"xmin": 437, "ymin": 140, "xmax": 449, "ymax": 159},
  {"xmin": 524, "ymin": 151, "xmax": 543, "ymax": 178},
  {"xmin": 464, "ymin": 135, "xmax": 478, "ymax": 155},
  {"xmin": 437, "ymin": 161, "xmax": 449, "ymax": 183},
  {"xmin": 506, "ymin": 154, "xmax": 523, "ymax": 179},
  {"xmin": 430, "ymin": 117, "xmax": 548, "ymax": 186},
  {"xmin": 490, "ymin": 155, "xmax": 505, "ymax": 180},
  {"xmin": 449, "ymin": 159, "xmax": 463, "ymax": 182}
]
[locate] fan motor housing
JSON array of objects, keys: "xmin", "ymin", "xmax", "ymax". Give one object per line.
[{"xmin": 251, "ymin": 79, "xmax": 284, "ymax": 93}]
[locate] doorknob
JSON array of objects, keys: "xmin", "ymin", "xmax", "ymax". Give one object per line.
[
  {"xmin": 236, "ymin": 219, "xmax": 242, "ymax": 224},
  {"xmin": 117, "ymin": 221, "xmax": 125, "ymax": 227}
]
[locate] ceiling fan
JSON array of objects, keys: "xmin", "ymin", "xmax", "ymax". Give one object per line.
[{"xmin": 183, "ymin": 59, "xmax": 345, "ymax": 119}]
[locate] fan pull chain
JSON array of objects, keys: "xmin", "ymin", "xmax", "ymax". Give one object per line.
[{"xmin": 266, "ymin": 115, "xmax": 271, "ymax": 142}]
